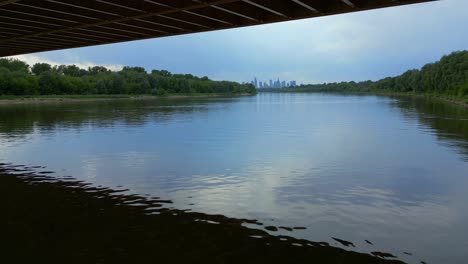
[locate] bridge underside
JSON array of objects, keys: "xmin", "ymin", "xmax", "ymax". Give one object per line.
[{"xmin": 0, "ymin": 0, "xmax": 435, "ymax": 57}]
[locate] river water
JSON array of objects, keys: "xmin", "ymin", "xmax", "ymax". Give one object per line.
[{"xmin": 1, "ymin": 93, "xmax": 467, "ymax": 263}]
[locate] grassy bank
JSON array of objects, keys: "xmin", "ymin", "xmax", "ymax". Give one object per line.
[
  {"xmin": 0, "ymin": 164, "xmax": 403, "ymax": 264},
  {"xmin": 0, "ymin": 93, "xmax": 253, "ymax": 105}
]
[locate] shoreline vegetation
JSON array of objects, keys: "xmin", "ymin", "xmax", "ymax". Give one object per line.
[
  {"xmin": 264, "ymin": 51, "xmax": 468, "ymax": 107},
  {"xmin": 0, "ymin": 93, "xmax": 253, "ymax": 105},
  {"xmin": 0, "ymin": 59, "xmax": 256, "ymax": 99},
  {"xmin": 1, "ymin": 51, "xmax": 466, "ymax": 109},
  {"xmin": 1, "ymin": 163, "xmax": 406, "ymax": 264}
]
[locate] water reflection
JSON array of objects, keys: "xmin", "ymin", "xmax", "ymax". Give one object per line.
[
  {"xmin": 0, "ymin": 98, "xmax": 221, "ymax": 137},
  {"xmin": 1, "ymin": 164, "xmax": 401, "ymax": 264},
  {"xmin": 0, "ymin": 94, "xmax": 467, "ymax": 264},
  {"xmin": 390, "ymin": 96, "xmax": 468, "ymax": 160}
]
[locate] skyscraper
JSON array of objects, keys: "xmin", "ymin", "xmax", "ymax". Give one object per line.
[{"xmin": 250, "ymin": 78, "xmax": 298, "ymax": 89}]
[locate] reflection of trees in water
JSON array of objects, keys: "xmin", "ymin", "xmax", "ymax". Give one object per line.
[
  {"xmin": 0, "ymin": 98, "xmax": 234, "ymax": 140},
  {"xmin": 3, "ymin": 95, "xmax": 468, "ymax": 160},
  {"xmin": 391, "ymin": 96, "xmax": 468, "ymax": 160}
]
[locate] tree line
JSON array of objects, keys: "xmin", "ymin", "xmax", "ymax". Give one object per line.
[
  {"xmin": 267, "ymin": 51, "xmax": 468, "ymax": 98},
  {"xmin": 0, "ymin": 59, "xmax": 256, "ymax": 96}
]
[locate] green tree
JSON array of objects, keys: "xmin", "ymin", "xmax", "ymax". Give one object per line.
[
  {"xmin": 31, "ymin": 63, "xmax": 52, "ymax": 75},
  {"xmin": 0, "ymin": 58, "xmax": 29, "ymax": 73}
]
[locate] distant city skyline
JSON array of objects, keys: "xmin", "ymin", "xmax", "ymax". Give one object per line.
[{"xmin": 250, "ymin": 77, "xmax": 297, "ymax": 89}]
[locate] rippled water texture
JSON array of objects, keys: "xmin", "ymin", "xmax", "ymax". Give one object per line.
[{"xmin": 1, "ymin": 93, "xmax": 467, "ymax": 263}]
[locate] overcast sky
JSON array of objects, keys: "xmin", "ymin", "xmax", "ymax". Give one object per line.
[{"xmin": 11, "ymin": 0, "xmax": 468, "ymax": 85}]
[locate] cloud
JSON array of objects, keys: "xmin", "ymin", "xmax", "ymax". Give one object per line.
[{"xmin": 8, "ymin": 53, "xmax": 124, "ymax": 72}]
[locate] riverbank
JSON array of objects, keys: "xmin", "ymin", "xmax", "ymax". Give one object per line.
[
  {"xmin": 0, "ymin": 164, "xmax": 402, "ymax": 264},
  {"xmin": 369, "ymin": 91, "xmax": 468, "ymax": 108},
  {"xmin": 262, "ymin": 90, "xmax": 468, "ymax": 108},
  {"xmin": 0, "ymin": 93, "xmax": 253, "ymax": 105}
]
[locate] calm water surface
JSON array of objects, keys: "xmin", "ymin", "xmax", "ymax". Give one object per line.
[{"xmin": 1, "ymin": 93, "xmax": 467, "ymax": 263}]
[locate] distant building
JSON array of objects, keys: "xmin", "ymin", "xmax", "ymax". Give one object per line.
[{"xmin": 250, "ymin": 78, "xmax": 298, "ymax": 89}]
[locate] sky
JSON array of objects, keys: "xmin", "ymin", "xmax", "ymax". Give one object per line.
[{"xmin": 10, "ymin": 0, "xmax": 468, "ymax": 85}]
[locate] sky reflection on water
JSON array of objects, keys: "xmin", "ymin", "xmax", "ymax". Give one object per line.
[{"xmin": 1, "ymin": 94, "xmax": 467, "ymax": 263}]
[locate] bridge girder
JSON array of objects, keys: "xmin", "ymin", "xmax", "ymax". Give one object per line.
[{"xmin": 0, "ymin": 0, "xmax": 436, "ymax": 57}]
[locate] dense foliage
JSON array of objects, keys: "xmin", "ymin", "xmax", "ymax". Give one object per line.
[
  {"xmin": 270, "ymin": 51, "xmax": 468, "ymax": 98},
  {"xmin": 0, "ymin": 60, "xmax": 256, "ymax": 96}
]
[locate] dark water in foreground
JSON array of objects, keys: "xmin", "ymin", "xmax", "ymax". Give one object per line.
[
  {"xmin": 1, "ymin": 93, "xmax": 467, "ymax": 263},
  {"xmin": 0, "ymin": 166, "xmax": 401, "ymax": 264}
]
